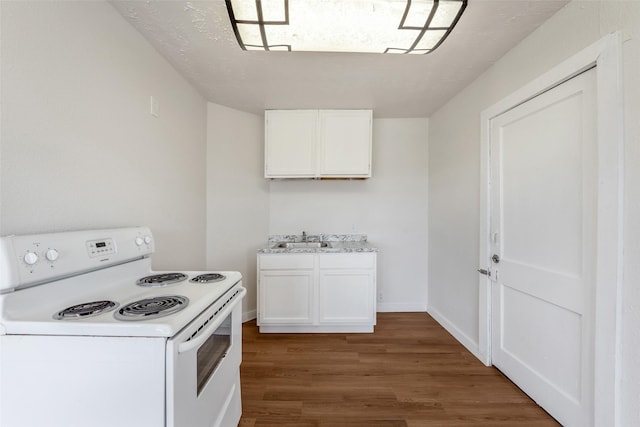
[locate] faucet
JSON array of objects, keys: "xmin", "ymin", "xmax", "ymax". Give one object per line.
[{"xmin": 302, "ymin": 231, "xmax": 307, "ymax": 242}]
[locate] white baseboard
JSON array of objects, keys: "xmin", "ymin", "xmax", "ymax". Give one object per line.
[
  {"xmin": 377, "ymin": 302, "xmax": 427, "ymax": 312},
  {"xmin": 242, "ymin": 309, "xmax": 257, "ymax": 323},
  {"xmin": 427, "ymin": 305, "xmax": 484, "ymax": 363}
]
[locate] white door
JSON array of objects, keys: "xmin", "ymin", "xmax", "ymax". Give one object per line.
[{"xmin": 489, "ymin": 69, "xmax": 596, "ymax": 426}]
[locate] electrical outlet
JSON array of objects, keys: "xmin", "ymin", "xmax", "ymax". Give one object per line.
[{"xmin": 377, "ymin": 291, "xmax": 383, "ymax": 302}]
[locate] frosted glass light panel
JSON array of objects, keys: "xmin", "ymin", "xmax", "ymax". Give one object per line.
[{"xmin": 226, "ymin": 0, "xmax": 467, "ymax": 54}]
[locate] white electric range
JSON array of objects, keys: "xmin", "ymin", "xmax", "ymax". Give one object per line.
[{"xmin": 0, "ymin": 226, "xmax": 246, "ymax": 427}]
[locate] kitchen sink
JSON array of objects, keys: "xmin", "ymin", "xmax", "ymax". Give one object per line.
[{"xmin": 272, "ymin": 242, "xmax": 331, "ymax": 249}]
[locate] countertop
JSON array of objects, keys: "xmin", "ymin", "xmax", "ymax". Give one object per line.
[{"xmin": 257, "ymin": 234, "xmax": 377, "ymax": 254}]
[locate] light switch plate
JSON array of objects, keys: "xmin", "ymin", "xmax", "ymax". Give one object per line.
[{"xmin": 150, "ymin": 96, "xmax": 159, "ymax": 117}]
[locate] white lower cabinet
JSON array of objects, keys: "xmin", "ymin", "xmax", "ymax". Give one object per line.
[
  {"xmin": 257, "ymin": 252, "xmax": 376, "ymax": 333},
  {"xmin": 318, "ymin": 270, "xmax": 375, "ymax": 324},
  {"xmin": 259, "ymin": 270, "xmax": 314, "ymax": 324}
]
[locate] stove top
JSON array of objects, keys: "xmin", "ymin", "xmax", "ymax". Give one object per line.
[
  {"xmin": 2, "ymin": 261, "xmax": 242, "ymax": 337},
  {"xmin": 0, "ymin": 227, "xmax": 242, "ymax": 338}
]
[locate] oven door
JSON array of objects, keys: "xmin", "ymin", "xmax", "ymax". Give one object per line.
[{"xmin": 166, "ymin": 284, "xmax": 246, "ymax": 427}]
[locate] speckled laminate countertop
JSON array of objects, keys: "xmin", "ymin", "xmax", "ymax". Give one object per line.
[{"xmin": 257, "ymin": 234, "xmax": 378, "ymax": 254}]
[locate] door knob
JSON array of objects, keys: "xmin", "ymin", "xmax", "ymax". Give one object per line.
[{"xmin": 492, "ymin": 254, "xmax": 500, "ymax": 263}]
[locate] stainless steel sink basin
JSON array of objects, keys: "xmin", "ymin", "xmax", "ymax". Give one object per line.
[{"xmin": 272, "ymin": 242, "xmax": 331, "ymax": 249}]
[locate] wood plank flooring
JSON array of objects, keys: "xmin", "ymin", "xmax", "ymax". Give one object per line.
[{"xmin": 239, "ymin": 312, "xmax": 560, "ymax": 427}]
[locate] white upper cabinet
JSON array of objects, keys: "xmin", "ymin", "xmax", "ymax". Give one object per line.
[
  {"xmin": 264, "ymin": 110, "xmax": 317, "ymax": 177},
  {"xmin": 318, "ymin": 110, "xmax": 372, "ymax": 177},
  {"xmin": 264, "ymin": 109, "xmax": 372, "ymax": 178}
]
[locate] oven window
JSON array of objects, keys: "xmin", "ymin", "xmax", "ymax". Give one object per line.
[{"xmin": 196, "ymin": 313, "xmax": 231, "ymax": 395}]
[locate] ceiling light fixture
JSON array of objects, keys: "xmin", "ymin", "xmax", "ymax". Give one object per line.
[{"xmin": 226, "ymin": 0, "xmax": 467, "ymax": 55}]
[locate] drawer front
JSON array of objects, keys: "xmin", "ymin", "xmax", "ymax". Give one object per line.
[
  {"xmin": 319, "ymin": 253, "xmax": 375, "ymax": 269},
  {"xmin": 259, "ymin": 254, "xmax": 315, "ymax": 270}
]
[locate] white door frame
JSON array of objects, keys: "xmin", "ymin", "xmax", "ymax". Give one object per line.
[{"xmin": 479, "ymin": 33, "xmax": 623, "ymax": 426}]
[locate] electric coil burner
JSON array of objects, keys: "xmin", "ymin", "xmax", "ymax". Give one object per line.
[
  {"xmin": 115, "ymin": 295, "xmax": 189, "ymax": 321},
  {"xmin": 54, "ymin": 300, "xmax": 119, "ymax": 320},
  {"xmin": 136, "ymin": 272, "xmax": 187, "ymax": 287},
  {"xmin": 190, "ymin": 273, "xmax": 226, "ymax": 283}
]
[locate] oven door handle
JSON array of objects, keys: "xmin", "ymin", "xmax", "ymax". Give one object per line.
[{"xmin": 177, "ymin": 287, "xmax": 246, "ymax": 354}]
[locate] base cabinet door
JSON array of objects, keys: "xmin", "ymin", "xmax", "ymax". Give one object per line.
[
  {"xmin": 318, "ymin": 270, "xmax": 375, "ymax": 324},
  {"xmin": 258, "ymin": 270, "xmax": 314, "ymax": 324}
]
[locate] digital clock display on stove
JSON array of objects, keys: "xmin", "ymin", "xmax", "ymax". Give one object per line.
[{"xmin": 86, "ymin": 238, "xmax": 115, "ymax": 258}]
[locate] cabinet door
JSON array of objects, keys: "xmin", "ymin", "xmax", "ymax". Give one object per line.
[
  {"xmin": 318, "ymin": 269, "xmax": 375, "ymax": 324},
  {"xmin": 318, "ymin": 110, "xmax": 372, "ymax": 177},
  {"xmin": 265, "ymin": 110, "xmax": 317, "ymax": 178},
  {"xmin": 258, "ymin": 270, "xmax": 314, "ymax": 324}
]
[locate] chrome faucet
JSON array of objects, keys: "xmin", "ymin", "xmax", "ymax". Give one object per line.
[{"xmin": 302, "ymin": 231, "xmax": 307, "ymax": 242}]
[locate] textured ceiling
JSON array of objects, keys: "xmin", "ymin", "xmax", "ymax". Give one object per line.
[{"xmin": 110, "ymin": 0, "xmax": 569, "ymax": 117}]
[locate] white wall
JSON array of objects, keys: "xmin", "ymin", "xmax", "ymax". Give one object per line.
[
  {"xmin": 269, "ymin": 118, "xmax": 429, "ymax": 311},
  {"xmin": 427, "ymin": 1, "xmax": 640, "ymax": 424},
  {"xmin": 206, "ymin": 103, "xmax": 269, "ymax": 320},
  {"xmin": 0, "ymin": 1, "xmax": 208, "ymax": 269}
]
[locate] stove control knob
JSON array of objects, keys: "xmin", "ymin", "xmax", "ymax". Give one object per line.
[
  {"xmin": 135, "ymin": 237, "xmax": 144, "ymax": 246},
  {"xmin": 23, "ymin": 251, "xmax": 38, "ymax": 265},
  {"xmin": 45, "ymin": 249, "xmax": 59, "ymax": 262},
  {"xmin": 144, "ymin": 236, "xmax": 152, "ymax": 244}
]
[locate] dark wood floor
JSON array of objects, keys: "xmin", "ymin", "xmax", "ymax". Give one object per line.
[{"xmin": 239, "ymin": 312, "xmax": 560, "ymax": 427}]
